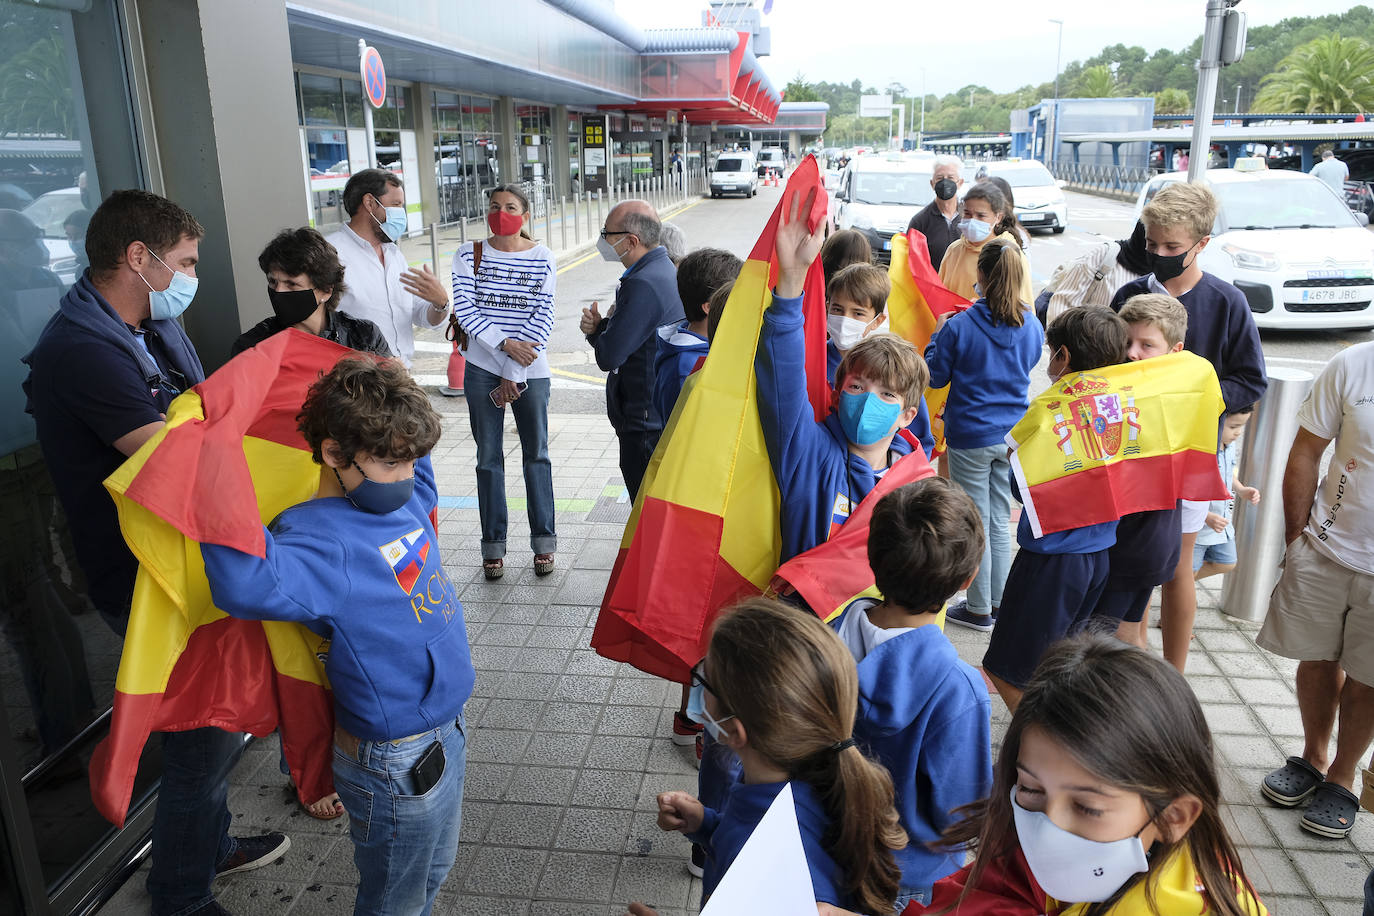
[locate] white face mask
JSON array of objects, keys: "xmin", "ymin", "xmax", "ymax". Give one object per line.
[
  {"xmin": 597, "ymin": 235, "xmax": 626, "ymax": 263},
  {"xmin": 826, "ymin": 314, "xmax": 871, "ymax": 351},
  {"xmin": 1010, "ymin": 787, "xmax": 1150, "ymax": 903}
]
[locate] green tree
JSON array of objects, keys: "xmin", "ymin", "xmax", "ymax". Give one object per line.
[
  {"xmin": 784, "ymin": 74, "xmax": 822, "ymax": 102},
  {"xmin": 1253, "ymin": 34, "xmax": 1374, "ymax": 112},
  {"xmin": 1153, "ymin": 88, "xmax": 1192, "ymax": 114},
  {"xmin": 1073, "ymin": 65, "xmax": 1119, "ymax": 98},
  {"xmin": 0, "ymin": 32, "xmax": 75, "ymax": 138}
]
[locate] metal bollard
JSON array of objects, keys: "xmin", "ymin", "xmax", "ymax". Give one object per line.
[
  {"xmin": 573, "ymin": 191, "xmax": 581, "ymax": 245},
  {"xmin": 458, "ymin": 211, "xmax": 466, "ymax": 244},
  {"xmin": 544, "ymin": 184, "xmax": 553, "ymax": 247},
  {"xmin": 560, "ymin": 196, "xmax": 568, "ymax": 251},
  {"xmin": 595, "ymin": 189, "xmax": 603, "ymax": 234},
  {"xmin": 1220, "ymin": 366, "xmax": 1316, "ymax": 622},
  {"xmin": 428, "ymin": 222, "xmax": 438, "ymax": 273}
]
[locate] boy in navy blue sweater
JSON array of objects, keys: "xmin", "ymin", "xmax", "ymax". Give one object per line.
[
  {"xmin": 1109, "ymin": 182, "xmax": 1267, "ymax": 672},
  {"xmin": 653, "ymin": 247, "xmax": 742, "ymax": 423},
  {"xmin": 982, "ymin": 307, "xmax": 1129, "ymax": 712},
  {"xmin": 202, "ymin": 357, "xmax": 473, "ymax": 916},
  {"xmin": 757, "ymin": 187, "xmax": 931, "ymax": 562},
  {"xmin": 831, "ymin": 477, "xmax": 992, "ymax": 909}
]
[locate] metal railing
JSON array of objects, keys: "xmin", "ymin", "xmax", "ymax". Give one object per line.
[{"xmin": 1049, "ymin": 161, "xmax": 1162, "ymax": 197}]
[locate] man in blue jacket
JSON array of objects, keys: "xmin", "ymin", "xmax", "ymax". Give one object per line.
[{"xmin": 581, "ymin": 200, "xmax": 684, "ymax": 500}]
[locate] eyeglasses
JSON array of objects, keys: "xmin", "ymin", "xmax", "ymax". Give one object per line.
[
  {"xmin": 599, "ymin": 228, "xmax": 630, "ymax": 240},
  {"xmin": 689, "ymin": 660, "xmax": 717, "ymax": 698}
]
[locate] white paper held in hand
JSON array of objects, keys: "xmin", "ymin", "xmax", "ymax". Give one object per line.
[{"xmin": 700, "ymin": 783, "xmax": 818, "ymax": 916}]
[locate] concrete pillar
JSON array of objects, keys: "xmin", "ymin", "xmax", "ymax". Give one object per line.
[
  {"xmin": 788, "ymin": 130, "xmax": 800, "ymax": 154},
  {"xmin": 133, "ymin": 0, "xmax": 304, "ymax": 370},
  {"xmin": 414, "ymin": 81, "xmax": 440, "ymax": 228},
  {"xmin": 554, "ymin": 105, "xmax": 572, "ymax": 198},
  {"xmin": 497, "ymin": 96, "xmax": 519, "ymax": 188}
]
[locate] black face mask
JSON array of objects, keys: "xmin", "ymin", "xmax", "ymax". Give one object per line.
[
  {"xmin": 1146, "ymin": 243, "xmax": 1198, "ymax": 283},
  {"xmin": 267, "ymin": 287, "xmax": 321, "ymax": 325},
  {"xmin": 934, "ymin": 178, "xmax": 958, "ymax": 201}
]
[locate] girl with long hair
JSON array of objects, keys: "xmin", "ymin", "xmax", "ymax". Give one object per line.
[{"xmin": 938, "ymin": 183, "xmax": 1032, "ymax": 305}]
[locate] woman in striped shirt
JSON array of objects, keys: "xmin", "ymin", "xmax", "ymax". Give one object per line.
[{"xmin": 450, "ymin": 185, "xmax": 557, "ymax": 580}]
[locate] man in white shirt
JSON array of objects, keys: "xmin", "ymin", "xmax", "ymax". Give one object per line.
[
  {"xmin": 1311, "ymin": 149, "xmax": 1350, "ymax": 194},
  {"xmin": 1259, "ymin": 341, "xmax": 1374, "ymax": 839},
  {"xmin": 327, "ymin": 169, "xmax": 449, "ymax": 366}
]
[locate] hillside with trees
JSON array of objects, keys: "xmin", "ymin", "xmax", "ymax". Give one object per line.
[{"xmin": 792, "ymin": 6, "xmax": 1374, "ymax": 146}]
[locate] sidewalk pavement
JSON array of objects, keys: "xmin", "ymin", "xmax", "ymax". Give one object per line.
[{"xmin": 103, "ymin": 407, "xmax": 1363, "ymax": 915}]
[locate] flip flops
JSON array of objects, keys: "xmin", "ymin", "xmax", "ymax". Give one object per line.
[
  {"xmin": 1301, "ymin": 782, "xmax": 1360, "ymax": 838},
  {"xmin": 1262, "ymin": 756, "xmax": 1325, "ymax": 807}
]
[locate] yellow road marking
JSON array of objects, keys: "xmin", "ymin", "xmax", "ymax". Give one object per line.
[
  {"xmin": 557, "ymin": 251, "xmax": 599, "ymax": 274},
  {"xmin": 552, "ymin": 367, "xmax": 607, "ymax": 384}
]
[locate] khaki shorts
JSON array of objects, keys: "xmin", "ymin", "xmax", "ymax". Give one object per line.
[{"xmin": 1258, "ymin": 534, "xmax": 1374, "ymax": 686}]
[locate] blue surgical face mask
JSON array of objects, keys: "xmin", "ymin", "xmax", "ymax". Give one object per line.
[
  {"xmin": 372, "ymin": 202, "xmax": 409, "ymax": 242},
  {"xmin": 837, "ymin": 390, "xmax": 902, "ymax": 447},
  {"xmin": 960, "ymin": 217, "xmax": 993, "ymax": 243},
  {"xmin": 335, "ymin": 460, "xmax": 415, "ymax": 514},
  {"xmin": 138, "ymin": 246, "xmax": 198, "ymax": 321},
  {"xmin": 685, "ymin": 682, "xmax": 735, "ymax": 742}
]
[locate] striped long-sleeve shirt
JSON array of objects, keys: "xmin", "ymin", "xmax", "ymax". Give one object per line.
[{"xmin": 450, "ymin": 241, "xmax": 556, "ymax": 382}]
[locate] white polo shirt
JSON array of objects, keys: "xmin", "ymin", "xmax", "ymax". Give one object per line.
[
  {"xmin": 326, "ymin": 224, "xmax": 446, "ymax": 367},
  {"xmin": 1300, "ymin": 340, "xmax": 1374, "ymax": 574}
]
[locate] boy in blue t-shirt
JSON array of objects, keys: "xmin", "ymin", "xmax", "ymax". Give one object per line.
[
  {"xmin": 1195, "ymin": 404, "xmax": 1260, "ymax": 580},
  {"xmin": 653, "ymin": 247, "xmax": 742, "ymax": 423},
  {"xmin": 831, "ymin": 477, "xmax": 992, "ymax": 910},
  {"xmin": 756, "ymin": 187, "xmax": 931, "ymax": 563},
  {"xmin": 201, "ymin": 357, "xmax": 473, "ymax": 916},
  {"xmin": 982, "ymin": 307, "xmax": 1129, "ymax": 712}
]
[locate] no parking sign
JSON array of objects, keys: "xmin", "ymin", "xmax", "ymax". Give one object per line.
[{"xmin": 360, "ymin": 45, "xmax": 386, "ymax": 108}]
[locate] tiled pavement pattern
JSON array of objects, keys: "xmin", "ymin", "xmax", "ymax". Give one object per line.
[{"xmin": 103, "ymin": 407, "xmax": 1372, "ymax": 915}]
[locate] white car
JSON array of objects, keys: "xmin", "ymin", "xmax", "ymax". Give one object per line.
[
  {"xmin": 833, "ymin": 154, "xmax": 935, "ymax": 262},
  {"xmin": 21, "ymin": 186, "xmax": 83, "ymax": 286},
  {"xmin": 1134, "ymin": 163, "xmax": 1374, "ymax": 330},
  {"xmin": 709, "ymin": 153, "xmax": 758, "ymax": 198},
  {"xmin": 979, "ymin": 160, "xmax": 1068, "ymax": 233}
]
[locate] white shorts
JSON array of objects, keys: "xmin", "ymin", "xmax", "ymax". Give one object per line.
[
  {"xmin": 1258, "ymin": 534, "xmax": 1374, "ymax": 687},
  {"xmin": 1180, "ymin": 499, "xmax": 1208, "ymax": 535}
]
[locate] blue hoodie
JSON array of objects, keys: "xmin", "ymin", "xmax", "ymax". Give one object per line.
[
  {"xmin": 757, "ymin": 292, "xmax": 914, "ymax": 562},
  {"xmin": 652, "ymin": 320, "xmax": 709, "ymax": 422},
  {"xmin": 202, "ymin": 456, "xmax": 475, "ymax": 741},
  {"xmin": 831, "ymin": 600, "xmax": 992, "ymax": 894},
  {"xmin": 688, "ymin": 779, "xmax": 852, "ymax": 908},
  {"xmin": 828, "ymin": 339, "xmax": 936, "ymax": 460},
  {"xmin": 924, "ymin": 300, "xmax": 1043, "ymax": 450}
]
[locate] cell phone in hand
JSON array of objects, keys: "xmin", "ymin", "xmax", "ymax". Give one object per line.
[{"xmin": 489, "ymin": 382, "xmax": 528, "ymax": 408}]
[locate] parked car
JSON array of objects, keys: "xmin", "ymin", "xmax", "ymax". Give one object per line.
[
  {"xmin": 978, "ymin": 159, "xmax": 1068, "ymax": 233},
  {"xmin": 833, "ymin": 154, "xmax": 935, "ymax": 262},
  {"xmin": 1134, "ymin": 159, "xmax": 1374, "ymax": 330},
  {"xmin": 710, "ymin": 153, "xmax": 758, "ymax": 198},
  {"xmin": 1338, "ymin": 149, "xmax": 1374, "ymax": 220},
  {"xmin": 756, "ymin": 147, "xmax": 787, "ymax": 178},
  {"xmin": 21, "ymin": 186, "xmax": 83, "ymax": 286}
]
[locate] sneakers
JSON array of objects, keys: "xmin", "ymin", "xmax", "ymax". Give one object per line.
[
  {"xmin": 687, "ymin": 843, "xmax": 705, "ymax": 879},
  {"xmin": 215, "ymin": 833, "xmax": 290, "ymax": 879},
  {"xmin": 945, "ymin": 599, "xmax": 996, "ymax": 632},
  {"xmin": 671, "ymin": 711, "xmax": 703, "ymax": 747}
]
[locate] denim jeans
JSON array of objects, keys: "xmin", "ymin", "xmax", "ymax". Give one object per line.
[
  {"xmin": 147, "ymin": 727, "xmax": 249, "ymax": 916},
  {"xmin": 947, "ymin": 443, "xmax": 1013, "ymax": 615},
  {"xmin": 464, "ymin": 363, "xmax": 555, "ymax": 561},
  {"xmin": 333, "ymin": 718, "xmax": 466, "ymax": 916},
  {"xmin": 894, "ymin": 888, "xmax": 931, "ymax": 914},
  {"xmin": 617, "ymin": 428, "xmax": 661, "ymax": 503}
]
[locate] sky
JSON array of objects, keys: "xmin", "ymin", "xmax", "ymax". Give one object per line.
[{"xmin": 617, "ymin": 0, "xmax": 1364, "ymax": 99}]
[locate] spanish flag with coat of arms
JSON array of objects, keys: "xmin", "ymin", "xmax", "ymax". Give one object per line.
[
  {"xmin": 91, "ymin": 330, "xmax": 346, "ymax": 826},
  {"xmin": 1008, "ymin": 350, "xmax": 1230, "ymax": 539}
]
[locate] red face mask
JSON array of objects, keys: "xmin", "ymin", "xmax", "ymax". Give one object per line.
[{"xmin": 487, "ymin": 210, "xmax": 524, "ymax": 236}]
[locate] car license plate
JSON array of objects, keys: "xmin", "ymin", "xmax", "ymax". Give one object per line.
[
  {"xmin": 1020, "ymin": 213, "xmax": 1045, "ymax": 222},
  {"xmin": 1299, "ymin": 288, "xmax": 1366, "ymax": 303},
  {"xmin": 1308, "ymin": 269, "xmax": 1372, "ymax": 280},
  {"xmin": 883, "ymin": 239, "xmax": 892, "ymax": 251}
]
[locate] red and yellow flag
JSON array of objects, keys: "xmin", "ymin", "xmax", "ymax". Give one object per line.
[
  {"xmin": 1008, "ymin": 351, "xmax": 1229, "ymax": 539},
  {"xmin": 885, "ymin": 229, "xmax": 970, "ymax": 455},
  {"xmin": 590, "ymin": 157, "xmax": 831, "ymax": 683},
  {"xmin": 92, "ymin": 330, "xmax": 347, "ymax": 826}
]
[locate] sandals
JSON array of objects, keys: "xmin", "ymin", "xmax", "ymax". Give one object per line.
[
  {"xmin": 483, "ymin": 558, "xmax": 504, "ymax": 581},
  {"xmin": 534, "ymin": 553, "xmax": 555, "ymax": 577},
  {"xmin": 304, "ymin": 792, "xmax": 344, "ymax": 821},
  {"xmin": 1262, "ymin": 756, "xmax": 1325, "ymax": 807},
  {"xmin": 1301, "ymin": 782, "xmax": 1360, "ymax": 838}
]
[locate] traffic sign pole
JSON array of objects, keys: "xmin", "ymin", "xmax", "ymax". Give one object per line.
[{"xmin": 359, "ymin": 39, "xmax": 380, "ymax": 169}]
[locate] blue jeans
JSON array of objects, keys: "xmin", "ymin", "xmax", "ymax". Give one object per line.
[
  {"xmin": 333, "ymin": 718, "xmax": 466, "ymax": 916},
  {"xmin": 147, "ymin": 727, "xmax": 248, "ymax": 916},
  {"xmin": 894, "ymin": 888, "xmax": 931, "ymax": 913},
  {"xmin": 947, "ymin": 444, "xmax": 1012, "ymax": 615},
  {"xmin": 464, "ymin": 363, "xmax": 556, "ymax": 561}
]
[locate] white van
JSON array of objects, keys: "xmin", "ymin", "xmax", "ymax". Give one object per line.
[
  {"xmin": 710, "ymin": 152, "xmax": 758, "ymax": 198},
  {"xmin": 834, "ymin": 155, "xmax": 936, "ymax": 262},
  {"xmin": 757, "ymin": 147, "xmax": 787, "ymax": 178}
]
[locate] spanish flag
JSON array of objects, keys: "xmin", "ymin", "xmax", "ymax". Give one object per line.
[
  {"xmin": 1008, "ymin": 351, "xmax": 1229, "ymax": 539},
  {"xmin": 885, "ymin": 229, "xmax": 970, "ymax": 455},
  {"xmin": 590, "ymin": 157, "xmax": 832, "ymax": 683},
  {"xmin": 91, "ymin": 330, "xmax": 344, "ymax": 826}
]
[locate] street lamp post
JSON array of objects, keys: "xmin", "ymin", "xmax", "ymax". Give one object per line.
[
  {"xmin": 1049, "ymin": 18, "xmax": 1064, "ymax": 169},
  {"xmin": 919, "ymin": 68, "xmax": 926, "ymax": 149},
  {"xmin": 1234, "ymin": 82, "xmax": 1242, "ymax": 114}
]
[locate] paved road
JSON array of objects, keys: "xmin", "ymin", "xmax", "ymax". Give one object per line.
[{"xmin": 410, "ymin": 185, "xmax": 1372, "ymax": 416}]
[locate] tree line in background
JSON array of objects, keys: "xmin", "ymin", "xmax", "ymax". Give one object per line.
[{"xmin": 786, "ymin": 6, "xmax": 1374, "ymax": 146}]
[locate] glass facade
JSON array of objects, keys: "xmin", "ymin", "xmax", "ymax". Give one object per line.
[
  {"xmin": 433, "ymin": 90, "xmax": 502, "ymax": 223},
  {"xmin": 0, "ymin": 0, "xmax": 161, "ymax": 910}
]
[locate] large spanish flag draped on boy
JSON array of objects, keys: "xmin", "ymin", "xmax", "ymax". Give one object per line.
[
  {"xmin": 90, "ymin": 330, "xmax": 345, "ymax": 826},
  {"xmin": 886, "ymin": 229, "xmax": 970, "ymax": 455},
  {"xmin": 590, "ymin": 158, "xmax": 832, "ymax": 684},
  {"xmin": 1008, "ymin": 350, "xmax": 1230, "ymax": 539}
]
